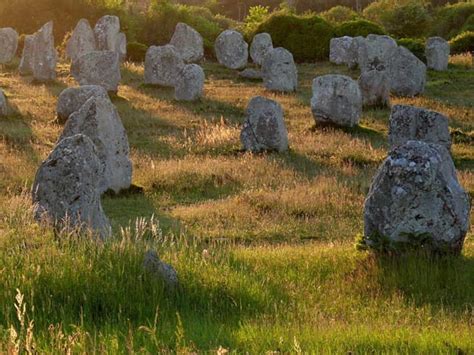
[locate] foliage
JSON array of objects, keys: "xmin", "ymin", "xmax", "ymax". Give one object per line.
[
  {"xmin": 449, "ymin": 31, "xmax": 474, "ymax": 54},
  {"xmin": 320, "ymin": 5, "xmax": 360, "ymax": 25},
  {"xmin": 461, "ymin": 14, "xmax": 474, "ymax": 33},
  {"xmin": 335, "ymin": 19, "xmax": 386, "ymax": 37},
  {"xmin": 431, "ymin": 2, "xmax": 474, "ymax": 39},
  {"xmin": 255, "ymin": 13, "xmax": 335, "ymax": 61},
  {"xmin": 126, "ymin": 41, "xmax": 148, "ymax": 62},
  {"xmin": 397, "ymin": 37, "xmax": 426, "ymax": 62},
  {"xmin": 243, "ymin": 5, "xmax": 270, "ymax": 37}
]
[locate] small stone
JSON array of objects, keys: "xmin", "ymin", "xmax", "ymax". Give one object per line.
[
  {"xmin": 169, "ymin": 22, "xmax": 204, "ymax": 63},
  {"xmin": 329, "ymin": 36, "xmax": 353, "ymax": 65},
  {"xmin": 389, "ymin": 46, "xmax": 426, "ymax": 97},
  {"xmin": 250, "ymin": 33, "xmax": 273, "ymax": 66},
  {"xmin": 262, "ymin": 47, "xmax": 298, "ymax": 92},
  {"xmin": 425, "ymin": 37, "xmax": 450, "ymax": 71},
  {"xmin": 56, "ymin": 85, "xmax": 109, "ymax": 123},
  {"xmin": 0, "ymin": 89, "xmax": 7, "ymax": 116},
  {"xmin": 143, "ymin": 250, "xmax": 179, "ymax": 291},
  {"xmin": 358, "ymin": 67, "xmax": 391, "ymax": 108},
  {"xmin": 215, "ymin": 30, "xmax": 248, "ymax": 70},
  {"xmin": 174, "ymin": 64, "xmax": 205, "ymax": 101},
  {"xmin": 0, "ymin": 28, "xmax": 18, "ymax": 64},
  {"xmin": 19, "ymin": 34, "xmax": 35, "ymax": 76},
  {"xmin": 144, "ymin": 45, "xmax": 185, "ymax": 87},
  {"xmin": 66, "ymin": 19, "xmax": 97, "ymax": 62},
  {"xmin": 238, "ymin": 68, "xmax": 262, "ymax": 80},
  {"xmin": 32, "ymin": 21, "xmax": 57, "ymax": 82},
  {"xmin": 241, "ymin": 96, "xmax": 288, "ymax": 152}
]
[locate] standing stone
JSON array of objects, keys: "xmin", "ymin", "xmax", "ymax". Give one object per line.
[
  {"xmin": 32, "ymin": 21, "xmax": 57, "ymax": 82},
  {"xmin": 311, "ymin": 74, "xmax": 362, "ymax": 127},
  {"xmin": 71, "ymin": 51, "xmax": 121, "ymax": 92},
  {"xmin": 426, "ymin": 37, "xmax": 450, "ymax": 71},
  {"xmin": 363, "ymin": 140, "xmax": 470, "ymax": 254},
  {"xmin": 358, "ymin": 34, "xmax": 398, "ymax": 72},
  {"xmin": 59, "ymin": 96, "xmax": 132, "ymax": 194},
  {"xmin": 239, "ymin": 68, "xmax": 262, "ymax": 80},
  {"xmin": 144, "ymin": 45, "xmax": 184, "ymax": 87},
  {"xmin": 250, "ymin": 33, "xmax": 273, "ymax": 66},
  {"xmin": 19, "ymin": 34, "xmax": 35, "ymax": 75},
  {"xmin": 0, "ymin": 28, "xmax": 19, "ymax": 64},
  {"xmin": 262, "ymin": 47, "xmax": 298, "ymax": 92},
  {"xmin": 329, "ymin": 36, "xmax": 353, "ymax": 65},
  {"xmin": 169, "ymin": 22, "xmax": 204, "ymax": 63},
  {"xmin": 66, "ymin": 19, "xmax": 97, "ymax": 62},
  {"xmin": 114, "ymin": 32, "xmax": 127, "ymax": 62},
  {"xmin": 174, "ymin": 64, "xmax": 205, "ymax": 101},
  {"xmin": 388, "ymin": 105, "xmax": 451, "ymax": 150},
  {"xmin": 389, "ymin": 46, "xmax": 426, "ymax": 97},
  {"xmin": 241, "ymin": 96, "xmax": 288, "ymax": 152},
  {"xmin": 0, "ymin": 89, "xmax": 7, "ymax": 116},
  {"xmin": 56, "ymin": 85, "xmax": 109, "ymax": 123},
  {"xmin": 94, "ymin": 15, "xmax": 120, "ymax": 51},
  {"xmin": 358, "ymin": 66, "xmax": 390, "ymax": 108},
  {"xmin": 347, "ymin": 36, "xmax": 366, "ymax": 69},
  {"xmin": 214, "ymin": 30, "xmax": 248, "ymax": 70},
  {"xmin": 32, "ymin": 134, "xmax": 111, "ymax": 238},
  {"xmin": 143, "ymin": 250, "xmax": 179, "ymax": 291}
]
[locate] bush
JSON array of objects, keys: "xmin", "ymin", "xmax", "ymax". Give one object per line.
[
  {"xmin": 432, "ymin": 2, "xmax": 474, "ymax": 39},
  {"xmin": 449, "ymin": 31, "xmax": 474, "ymax": 54},
  {"xmin": 255, "ymin": 13, "xmax": 335, "ymax": 61},
  {"xmin": 243, "ymin": 5, "xmax": 270, "ymax": 38},
  {"xmin": 335, "ymin": 19, "xmax": 385, "ymax": 38},
  {"xmin": 127, "ymin": 42, "xmax": 148, "ymax": 62},
  {"xmin": 397, "ymin": 38, "xmax": 426, "ymax": 62},
  {"xmin": 462, "ymin": 14, "xmax": 474, "ymax": 33},
  {"xmin": 320, "ymin": 6, "xmax": 360, "ymax": 25}
]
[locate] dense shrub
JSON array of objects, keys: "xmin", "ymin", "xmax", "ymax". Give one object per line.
[
  {"xmin": 449, "ymin": 31, "xmax": 474, "ymax": 54},
  {"xmin": 461, "ymin": 14, "xmax": 474, "ymax": 33},
  {"xmin": 383, "ymin": 1, "xmax": 432, "ymax": 38},
  {"xmin": 397, "ymin": 38, "xmax": 426, "ymax": 62},
  {"xmin": 255, "ymin": 13, "xmax": 335, "ymax": 61},
  {"xmin": 127, "ymin": 42, "xmax": 148, "ymax": 62},
  {"xmin": 320, "ymin": 6, "xmax": 360, "ymax": 25},
  {"xmin": 243, "ymin": 5, "xmax": 270, "ymax": 37},
  {"xmin": 335, "ymin": 19, "xmax": 385, "ymax": 37},
  {"xmin": 431, "ymin": 2, "xmax": 474, "ymax": 39}
]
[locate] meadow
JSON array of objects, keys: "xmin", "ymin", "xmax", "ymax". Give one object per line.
[{"xmin": 0, "ymin": 55, "xmax": 473, "ymax": 352}]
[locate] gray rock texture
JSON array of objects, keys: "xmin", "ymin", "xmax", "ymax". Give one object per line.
[
  {"xmin": 143, "ymin": 250, "xmax": 179, "ymax": 291},
  {"xmin": 250, "ymin": 32, "xmax": 273, "ymax": 66},
  {"xmin": 169, "ymin": 22, "xmax": 204, "ymax": 63},
  {"xmin": 389, "ymin": 46, "xmax": 426, "ymax": 97},
  {"xmin": 426, "ymin": 37, "xmax": 450, "ymax": 71},
  {"xmin": 56, "ymin": 85, "xmax": 109, "ymax": 123},
  {"xmin": 0, "ymin": 89, "xmax": 7, "ymax": 116},
  {"xmin": 94, "ymin": 15, "xmax": 126, "ymax": 60},
  {"xmin": 215, "ymin": 30, "xmax": 248, "ymax": 70},
  {"xmin": 358, "ymin": 67, "xmax": 391, "ymax": 108},
  {"xmin": 358, "ymin": 34, "xmax": 398, "ymax": 72},
  {"xmin": 144, "ymin": 45, "xmax": 185, "ymax": 87},
  {"xmin": 0, "ymin": 28, "xmax": 18, "ymax": 64},
  {"xmin": 347, "ymin": 36, "xmax": 366, "ymax": 69},
  {"xmin": 329, "ymin": 36, "xmax": 353, "ymax": 65},
  {"xmin": 66, "ymin": 19, "xmax": 97, "ymax": 62},
  {"xmin": 174, "ymin": 64, "xmax": 205, "ymax": 101},
  {"xmin": 19, "ymin": 34, "xmax": 35, "ymax": 76},
  {"xmin": 32, "ymin": 21, "xmax": 57, "ymax": 82},
  {"xmin": 239, "ymin": 68, "xmax": 263, "ymax": 80},
  {"xmin": 262, "ymin": 47, "xmax": 298, "ymax": 92}
]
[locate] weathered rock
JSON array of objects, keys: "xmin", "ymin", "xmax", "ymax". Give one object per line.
[
  {"xmin": 215, "ymin": 30, "xmax": 248, "ymax": 70},
  {"xmin": 19, "ymin": 34, "xmax": 35, "ymax": 76},
  {"xmin": 114, "ymin": 32, "xmax": 127, "ymax": 61},
  {"xmin": 57, "ymin": 85, "xmax": 109, "ymax": 123},
  {"xmin": 311, "ymin": 74, "xmax": 362, "ymax": 127},
  {"xmin": 426, "ymin": 37, "xmax": 450, "ymax": 71},
  {"xmin": 59, "ymin": 96, "xmax": 132, "ymax": 194},
  {"xmin": 0, "ymin": 89, "xmax": 7, "ymax": 116},
  {"xmin": 0, "ymin": 28, "xmax": 18, "ymax": 64},
  {"xmin": 364, "ymin": 140, "xmax": 470, "ymax": 254},
  {"xmin": 144, "ymin": 45, "xmax": 184, "ymax": 87},
  {"xmin": 71, "ymin": 50, "xmax": 121, "ymax": 92},
  {"xmin": 346, "ymin": 36, "xmax": 366, "ymax": 69},
  {"xmin": 262, "ymin": 47, "xmax": 298, "ymax": 92},
  {"xmin": 66, "ymin": 19, "xmax": 97, "ymax": 62},
  {"xmin": 329, "ymin": 36, "xmax": 353, "ymax": 65},
  {"xmin": 94, "ymin": 15, "xmax": 120, "ymax": 51},
  {"xmin": 358, "ymin": 67, "xmax": 391, "ymax": 108},
  {"xmin": 32, "ymin": 21, "xmax": 57, "ymax": 82},
  {"xmin": 169, "ymin": 22, "xmax": 204, "ymax": 63},
  {"xmin": 239, "ymin": 68, "xmax": 263, "ymax": 80},
  {"xmin": 143, "ymin": 250, "xmax": 179, "ymax": 291},
  {"xmin": 174, "ymin": 64, "xmax": 205, "ymax": 101},
  {"xmin": 389, "ymin": 46, "xmax": 426, "ymax": 97},
  {"xmin": 250, "ymin": 33, "xmax": 273, "ymax": 66},
  {"xmin": 32, "ymin": 134, "xmax": 111, "ymax": 238},
  {"xmin": 358, "ymin": 34, "xmax": 398, "ymax": 72},
  {"xmin": 388, "ymin": 105, "xmax": 451, "ymax": 150},
  {"xmin": 241, "ymin": 96, "xmax": 288, "ymax": 152}
]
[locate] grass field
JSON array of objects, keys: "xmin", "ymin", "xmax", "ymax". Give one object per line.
[{"xmin": 0, "ymin": 54, "xmax": 473, "ymax": 353}]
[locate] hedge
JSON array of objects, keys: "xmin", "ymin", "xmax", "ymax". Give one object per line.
[
  {"xmin": 449, "ymin": 31, "xmax": 474, "ymax": 54},
  {"xmin": 335, "ymin": 19, "xmax": 386, "ymax": 38}
]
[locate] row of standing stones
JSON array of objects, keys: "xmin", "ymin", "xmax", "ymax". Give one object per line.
[{"xmin": 0, "ymin": 20, "xmax": 471, "ymax": 265}]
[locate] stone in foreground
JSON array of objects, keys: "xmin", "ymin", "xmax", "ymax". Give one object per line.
[
  {"xmin": 0, "ymin": 28, "xmax": 19, "ymax": 64},
  {"xmin": 19, "ymin": 34, "xmax": 35, "ymax": 76},
  {"xmin": 174, "ymin": 64, "xmax": 205, "ymax": 101},
  {"xmin": 262, "ymin": 47, "xmax": 298, "ymax": 92},
  {"xmin": 71, "ymin": 50, "xmax": 121, "ymax": 92},
  {"xmin": 56, "ymin": 85, "xmax": 109, "ymax": 123},
  {"xmin": 32, "ymin": 21, "xmax": 57, "ymax": 82},
  {"xmin": 60, "ymin": 96, "xmax": 132, "ymax": 194},
  {"xmin": 169, "ymin": 22, "xmax": 204, "ymax": 63},
  {"xmin": 425, "ymin": 37, "xmax": 450, "ymax": 71},
  {"xmin": 241, "ymin": 96, "xmax": 288, "ymax": 153},
  {"xmin": 311, "ymin": 74, "xmax": 362, "ymax": 127},
  {"xmin": 143, "ymin": 250, "xmax": 179, "ymax": 291},
  {"xmin": 329, "ymin": 36, "xmax": 353, "ymax": 65},
  {"xmin": 32, "ymin": 134, "xmax": 111, "ymax": 238},
  {"xmin": 66, "ymin": 19, "xmax": 97, "ymax": 62},
  {"xmin": 250, "ymin": 33, "xmax": 273, "ymax": 66},
  {"xmin": 389, "ymin": 46, "xmax": 426, "ymax": 97},
  {"xmin": 364, "ymin": 140, "xmax": 470, "ymax": 254},
  {"xmin": 215, "ymin": 30, "xmax": 248, "ymax": 70},
  {"xmin": 388, "ymin": 105, "xmax": 451, "ymax": 150},
  {"xmin": 144, "ymin": 45, "xmax": 184, "ymax": 87},
  {"xmin": 0, "ymin": 89, "xmax": 7, "ymax": 116},
  {"xmin": 358, "ymin": 67, "xmax": 390, "ymax": 108}
]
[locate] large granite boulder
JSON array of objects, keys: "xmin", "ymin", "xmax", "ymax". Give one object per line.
[
  {"xmin": 215, "ymin": 30, "xmax": 248, "ymax": 70},
  {"xmin": 346, "ymin": 36, "xmax": 366, "ymax": 69},
  {"xmin": 329, "ymin": 36, "xmax": 353, "ymax": 65},
  {"xmin": 425, "ymin": 37, "xmax": 450, "ymax": 71},
  {"xmin": 114, "ymin": 32, "xmax": 127, "ymax": 62},
  {"xmin": 66, "ymin": 19, "xmax": 97, "ymax": 62},
  {"xmin": 32, "ymin": 134, "xmax": 111, "ymax": 238},
  {"xmin": 59, "ymin": 96, "xmax": 132, "ymax": 194},
  {"xmin": 94, "ymin": 15, "xmax": 126, "ymax": 60},
  {"xmin": 0, "ymin": 89, "xmax": 7, "ymax": 116},
  {"xmin": 32, "ymin": 21, "xmax": 57, "ymax": 82},
  {"xmin": 389, "ymin": 46, "xmax": 426, "ymax": 97},
  {"xmin": 250, "ymin": 33, "xmax": 273, "ymax": 66},
  {"xmin": 358, "ymin": 66, "xmax": 391, "ymax": 108},
  {"xmin": 241, "ymin": 96, "xmax": 288, "ymax": 152},
  {"xmin": 174, "ymin": 64, "xmax": 205, "ymax": 101},
  {"xmin": 388, "ymin": 105, "xmax": 451, "ymax": 150},
  {"xmin": 364, "ymin": 140, "xmax": 470, "ymax": 254},
  {"xmin": 144, "ymin": 45, "xmax": 185, "ymax": 87},
  {"xmin": 169, "ymin": 22, "xmax": 204, "ymax": 63},
  {"xmin": 311, "ymin": 74, "xmax": 362, "ymax": 127},
  {"xmin": 262, "ymin": 47, "xmax": 298, "ymax": 92},
  {"xmin": 57, "ymin": 85, "xmax": 109, "ymax": 123},
  {"xmin": 0, "ymin": 28, "xmax": 18, "ymax": 64},
  {"xmin": 71, "ymin": 50, "xmax": 121, "ymax": 92},
  {"xmin": 359, "ymin": 34, "xmax": 398, "ymax": 72},
  {"xmin": 19, "ymin": 34, "xmax": 35, "ymax": 75}
]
